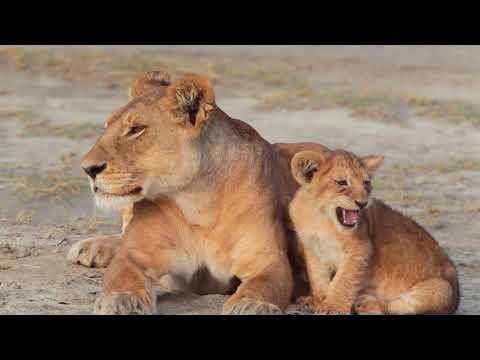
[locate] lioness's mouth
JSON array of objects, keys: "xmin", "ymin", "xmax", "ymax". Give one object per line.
[
  {"xmin": 127, "ymin": 187, "xmax": 143, "ymax": 195},
  {"xmin": 336, "ymin": 207, "xmax": 360, "ymax": 228},
  {"xmin": 94, "ymin": 186, "xmax": 143, "ymax": 197}
]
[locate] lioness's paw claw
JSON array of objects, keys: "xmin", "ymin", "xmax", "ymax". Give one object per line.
[
  {"xmin": 222, "ymin": 300, "xmax": 283, "ymax": 315},
  {"xmin": 67, "ymin": 238, "xmax": 115, "ymax": 268},
  {"xmin": 94, "ymin": 293, "xmax": 157, "ymax": 315}
]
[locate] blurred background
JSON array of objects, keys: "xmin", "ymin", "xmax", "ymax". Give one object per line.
[{"xmin": 0, "ymin": 45, "xmax": 478, "ymax": 314}]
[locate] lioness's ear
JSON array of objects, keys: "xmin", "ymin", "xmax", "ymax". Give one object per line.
[
  {"xmin": 362, "ymin": 155, "xmax": 385, "ymax": 174},
  {"xmin": 291, "ymin": 151, "xmax": 326, "ymax": 186},
  {"xmin": 165, "ymin": 74, "xmax": 216, "ymax": 129},
  {"xmin": 128, "ymin": 71, "xmax": 172, "ymax": 100}
]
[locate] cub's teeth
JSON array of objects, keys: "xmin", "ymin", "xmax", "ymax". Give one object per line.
[{"xmin": 342, "ymin": 208, "xmax": 347, "ymax": 222}]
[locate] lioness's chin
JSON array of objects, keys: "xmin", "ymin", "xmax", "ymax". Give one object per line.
[{"xmin": 94, "ymin": 193, "xmax": 143, "ymax": 213}]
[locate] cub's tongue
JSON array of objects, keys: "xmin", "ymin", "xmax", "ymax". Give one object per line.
[{"xmin": 343, "ymin": 209, "xmax": 359, "ymax": 225}]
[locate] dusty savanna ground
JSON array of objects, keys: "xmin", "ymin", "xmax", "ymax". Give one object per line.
[{"xmin": 0, "ymin": 45, "xmax": 478, "ymax": 315}]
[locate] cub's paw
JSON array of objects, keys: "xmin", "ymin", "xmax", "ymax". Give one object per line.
[
  {"xmin": 354, "ymin": 294, "xmax": 384, "ymax": 315},
  {"xmin": 67, "ymin": 237, "xmax": 116, "ymax": 268},
  {"xmin": 223, "ymin": 299, "xmax": 283, "ymax": 315},
  {"xmin": 313, "ymin": 301, "xmax": 352, "ymax": 315},
  {"xmin": 94, "ymin": 292, "xmax": 157, "ymax": 315},
  {"xmin": 297, "ymin": 296, "xmax": 350, "ymax": 315},
  {"xmin": 296, "ymin": 295, "xmax": 323, "ymax": 311}
]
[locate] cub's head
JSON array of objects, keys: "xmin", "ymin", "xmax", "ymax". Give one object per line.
[
  {"xmin": 80, "ymin": 71, "xmax": 216, "ymax": 211},
  {"xmin": 290, "ymin": 150, "xmax": 384, "ymax": 232}
]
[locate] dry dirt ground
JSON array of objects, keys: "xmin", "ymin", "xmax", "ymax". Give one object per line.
[{"xmin": 0, "ymin": 45, "xmax": 478, "ymax": 315}]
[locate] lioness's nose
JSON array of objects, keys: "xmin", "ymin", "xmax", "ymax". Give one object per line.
[
  {"xmin": 83, "ymin": 163, "xmax": 107, "ymax": 180},
  {"xmin": 355, "ymin": 201, "xmax": 368, "ymax": 209}
]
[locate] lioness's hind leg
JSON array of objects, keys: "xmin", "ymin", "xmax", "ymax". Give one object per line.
[
  {"xmin": 386, "ymin": 278, "xmax": 454, "ymax": 315},
  {"xmin": 67, "ymin": 234, "xmax": 121, "ymax": 268}
]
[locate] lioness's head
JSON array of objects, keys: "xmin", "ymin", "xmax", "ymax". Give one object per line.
[
  {"xmin": 81, "ymin": 71, "xmax": 216, "ymax": 210},
  {"xmin": 290, "ymin": 150, "xmax": 384, "ymax": 232}
]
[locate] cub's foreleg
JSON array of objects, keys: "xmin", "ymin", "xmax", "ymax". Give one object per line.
[
  {"xmin": 318, "ymin": 244, "xmax": 370, "ymax": 315},
  {"xmin": 296, "ymin": 247, "xmax": 332, "ymax": 312}
]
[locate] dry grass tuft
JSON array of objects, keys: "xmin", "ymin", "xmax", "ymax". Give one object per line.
[
  {"xmin": 13, "ymin": 210, "xmax": 33, "ymax": 225},
  {"xmin": 256, "ymin": 88, "xmax": 408, "ymax": 124},
  {"xmin": 0, "ymin": 153, "xmax": 88, "ymax": 201},
  {"xmin": 3, "ymin": 110, "xmax": 103, "ymax": 139},
  {"xmin": 389, "ymin": 158, "xmax": 480, "ymax": 175},
  {"xmin": 3, "ymin": 47, "xmax": 480, "ymax": 128}
]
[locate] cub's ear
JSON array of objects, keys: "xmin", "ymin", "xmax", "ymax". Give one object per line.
[
  {"xmin": 291, "ymin": 151, "xmax": 326, "ymax": 186},
  {"xmin": 128, "ymin": 71, "xmax": 172, "ymax": 100},
  {"xmin": 165, "ymin": 74, "xmax": 216, "ymax": 129},
  {"xmin": 362, "ymin": 155, "xmax": 385, "ymax": 174}
]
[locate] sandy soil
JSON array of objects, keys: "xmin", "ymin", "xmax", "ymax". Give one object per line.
[{"xmin": 0, "ymin": 46, "xmax": 478, "ymax": 315}]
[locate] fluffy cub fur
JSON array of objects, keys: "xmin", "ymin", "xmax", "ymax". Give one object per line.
[{"xmin": 289, "ymin": 150, "xmax": 459, "ymax": 315}]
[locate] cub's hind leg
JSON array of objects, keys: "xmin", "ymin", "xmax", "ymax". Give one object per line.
[{"xmin": 386, "ymin": 278, "xmax": 454, "ymax": 315}]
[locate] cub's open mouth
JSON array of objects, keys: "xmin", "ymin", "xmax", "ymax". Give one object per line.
[{"xmin": 336, "ymin": 207, "xmax": 360, "ymax": 228}]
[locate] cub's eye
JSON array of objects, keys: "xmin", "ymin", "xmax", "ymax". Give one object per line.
[
  {"xmin": 126, "ymin": 125, "xmax": 146, "ymax": 137},
  {"xmin": 335, "ymin": 180, "xmax": 348, "ymax": 186}
]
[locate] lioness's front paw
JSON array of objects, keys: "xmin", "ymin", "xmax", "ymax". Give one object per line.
[
  {"xmin": 222, "ymin": 299, "xmax": 283, "ymax": 315},
  {"xmin": 67, "ymin": 237, "xmax": 116, "ymax": 268},
  {"xmin": 94, "ymin": 292, "xmax": 157, "ymax": 315}
]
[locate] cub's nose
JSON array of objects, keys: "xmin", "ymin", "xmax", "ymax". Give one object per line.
[
  {"xmin": 82, "ymin": 163, "xmax": 107, "ymax": 180},
  {"xmin": 355, "ymin": 201, "xmax": 368, "ymax": 209}
]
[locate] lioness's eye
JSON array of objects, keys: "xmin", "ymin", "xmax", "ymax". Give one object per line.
[
  {"xmin": 335, "ymin": 180, "xmax": 348, "ymax": 186},
  {"xmin": 364, "ymin": 180, "xmax": 372, "ymax": 191},
  {"xmin": 126, "ymin": 125, "xmax": 146, "ymax": 137}
]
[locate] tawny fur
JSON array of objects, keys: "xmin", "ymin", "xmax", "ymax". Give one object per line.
[
  {"xmin": 128, "ymin": 71, "xmax": 171, "ymax": 101},
  {"xmin": 289, "ymin": 150, "xmax": 459, "ymax": 315},
  {"xmin": 69, "ymin": 71, "xmax": 333, "ymax": 315}
]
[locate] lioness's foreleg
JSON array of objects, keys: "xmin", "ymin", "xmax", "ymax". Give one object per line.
[
  {"xmin": 222, "ymin": 271, "xmax": 291, "ymax": 315},
  {"xmin": 222, "ymin": 227, "xmax": 293, "ymax": 315},
  {"xmin": 94, "ymin": 247, "xmax": 171, "ymax": 315}
]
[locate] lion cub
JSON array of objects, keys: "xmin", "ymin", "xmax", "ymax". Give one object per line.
[{"xmin": 289, "ymin": 150, "xmax": 459, "ymax": 315}]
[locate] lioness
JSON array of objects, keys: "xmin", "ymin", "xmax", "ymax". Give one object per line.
[
  {"xmin": 289, "ymin": 150, "xmax": 459, "ymax": 315},
  {"xmin": 68, "ymin": 71, "xmax": 330, "ymax": 314}
]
